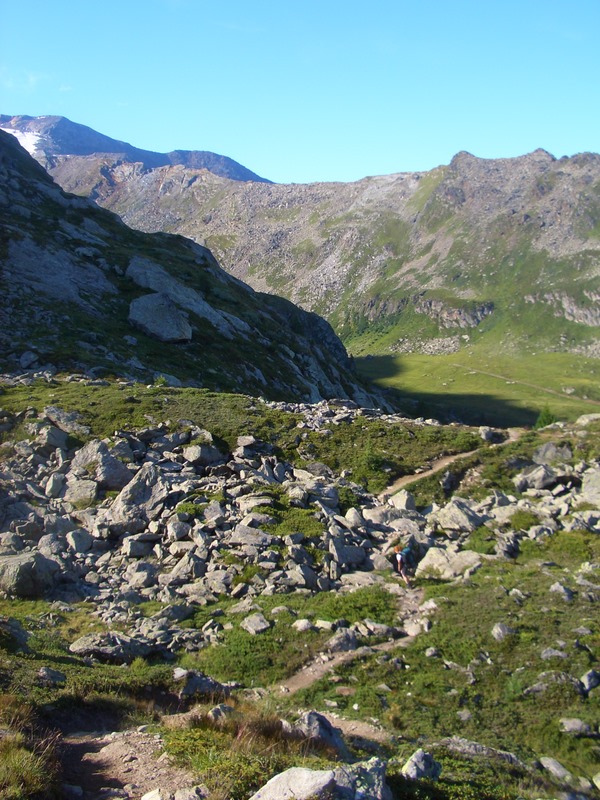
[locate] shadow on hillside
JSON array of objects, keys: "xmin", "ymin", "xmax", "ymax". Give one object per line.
[{"xmin": 356, "ymin": 355, "xmax": 538, "ymax": 427}]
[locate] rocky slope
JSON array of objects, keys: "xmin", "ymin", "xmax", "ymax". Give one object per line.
[
  {"xmin": 7, "ymin": 116, "xmax": 599, "ymax": 356},
  {"xmin": 0, "ymin": 129, "xmax": 381, "ymax": 406},
  {"xmin": 0, "ymin": 377, "xmax": 598, "ymax": 798}
]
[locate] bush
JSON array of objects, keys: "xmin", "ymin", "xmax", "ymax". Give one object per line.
[{"xmin": 534, "ymin": 405, "xmax": 557, "ymax": 429}]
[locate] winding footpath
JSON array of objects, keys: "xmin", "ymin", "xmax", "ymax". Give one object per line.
[{"xmin": 379, "ymin": 426, "xmax": 525, "ymax": 502}]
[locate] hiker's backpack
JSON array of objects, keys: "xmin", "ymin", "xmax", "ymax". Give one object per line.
[{"xmin": 400, "ymin": 546, "xmax": 414, "ymax": 567}]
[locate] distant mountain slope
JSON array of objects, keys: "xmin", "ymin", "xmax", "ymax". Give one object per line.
[
  {"xmin": 5, "ymin": 116, "xmax": 600, "ymax": 363},
  {"xmin": 0, "ymin": 129, "xmax": 381, "ymax": 407},
  {"xmin": 0, "ymin": 114, "xmax": 270, "ymax": 182}
]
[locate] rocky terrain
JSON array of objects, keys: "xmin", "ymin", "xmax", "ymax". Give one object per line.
[
  {"xmin": 0, "ymin": 128, "xmax": 380, "ymax": 407},
  {"xmin": 6, "ymin": 115, "xmax": 599, "ymax": 357},
  {"xmin": 0, "ymin": 368, "xmax": 598, "ymax": 799},
  {"xmin": 1, "ymin": 116, "xmax": 599, "ymax": 800}
]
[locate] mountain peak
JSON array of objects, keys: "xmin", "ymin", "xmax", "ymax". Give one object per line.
[{"xmin": 0, "ymin": 114, "xmax": 271, "ymax": 183}]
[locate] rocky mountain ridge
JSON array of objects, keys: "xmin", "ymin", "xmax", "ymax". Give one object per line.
[
  {"xmin": 8, "ymin": 116, "xmax": 599, "ymax": 356},
  {"xmin": 0, "ymin": 114, "xmax": 270, "ymax": 183},
  {"xmin": 0, "ymin": 128, "xmax": 382, "ymax": 407}
]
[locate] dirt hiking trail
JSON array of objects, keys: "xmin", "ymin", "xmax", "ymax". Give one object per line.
[{"xmin": 379, "ymin": 426, "xmax": 525, "ymax": 501}]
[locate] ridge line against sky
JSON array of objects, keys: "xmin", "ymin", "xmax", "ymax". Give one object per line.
[{"xmin": 1, "ymin": 0, "xmax": 598, "ymax": 184}]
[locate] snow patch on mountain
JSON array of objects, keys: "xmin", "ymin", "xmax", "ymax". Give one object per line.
[{"xmin": 0, "ymin": 127, "xmax": 43, "ymax": 155}]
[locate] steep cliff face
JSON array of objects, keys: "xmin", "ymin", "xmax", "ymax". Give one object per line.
[
  {"xmin": 5, "ymin": 116, "xmax": 600, "ymax": 357},
  {"xmin": 0, "ymin": 130, "xmax": 382, "ymax": 407}
]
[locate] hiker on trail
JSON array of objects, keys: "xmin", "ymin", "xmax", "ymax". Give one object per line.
[{"xmin": 394, "ymin": 544, "xmax": 413, "ymax": 588}]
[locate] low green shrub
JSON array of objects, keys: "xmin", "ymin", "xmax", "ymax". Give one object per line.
[{"xmin": 466, "ymin": 526, "xmax": 497, "ymax": 554}]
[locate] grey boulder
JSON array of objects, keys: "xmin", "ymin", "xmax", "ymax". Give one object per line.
[
  {"xmin": 129, "ymin": 292, "xmax": 192, "ymax": 343},
  {"xmin": 401, "ymin": 748, "xmax": 442, "ymax": 781},
  {"xmin": 0, "ymin": 552, "xmax": 59, "ymax": 598}
]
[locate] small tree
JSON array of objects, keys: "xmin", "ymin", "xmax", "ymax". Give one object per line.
[{"xmin": 534, "ymin": 404, "xmax": 557, "ymax": 429}]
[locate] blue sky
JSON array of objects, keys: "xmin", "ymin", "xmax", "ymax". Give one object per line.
[{"xmin": 1, "ymin": 0, "xmax": 598, "ymax": 183}]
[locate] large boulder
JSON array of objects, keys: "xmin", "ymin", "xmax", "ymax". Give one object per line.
[
  {"xmin": 293, "ymin": 711, "xmax": 351, "ymax": 760},
  {"xmin": 172, "ymin": 668, "xmax": 230, "ymax": 699},
  {"xmin": 513, "ymin": 464, "xmax": 558, "ymax": 491},
  {"xmin": 248, "ymin": 758, "xmax": 392, "ymax": 800},
  {"xmin": 69, "ymin": 632, "xmax": 153, "ymax": 663},
  {"xmin": 70, "ymin": 439, "xmax": 133, "ymax": 490},
  {"xmin": 128, "ymin": 292, "xmax": 192, "ymax": 343},
  {"xmin": 415, "ymin": 548, "xmax": 482, "ymax": 581},
  {"xmin": 401, "ymin": 749, "xmax": 442, "ymax": 781},
  {"xmin": 332, "ymin": 758, "xmax": 392, "ymax": 800},
  {"xmin": 106, "ymin": 463, "xmax": 169, "ymax": 534},
  {"xmin": 240, "ymin": 613, "xmax": 271, "ymax": 635},
  {"xmin": 0, "ymin": 552, "xmax": 59, "ymax": 598},
  {"xmin": 248, "ymin": 767, "xmax": 336, "ymax": 800},
  {"xmin": 581, "ymin": 468, "xmax": 600, "ymax": 507},
  {"xmin": 433, "ymin": 498, "xmax": 484, "ymax": 534}
]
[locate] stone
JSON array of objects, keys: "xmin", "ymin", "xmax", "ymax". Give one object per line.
[
  {"xmin": 539, "ymin": 755, "xmax": 573, "ymax": 782},
  {"xmin": 35, "ymin": 424, "xmax": 69, "ymax": 453},
  {"xmin": 438, "ymin": 736, "xmax": 527, "ymax": 769},
  {"xmin": 44, "ymin": 406, "xmax": 90, "ymax": 436},
  {"xmin": 240, "ymin": 613, "xmax": 271, "ymax": 635},
  {"xmin": 175, "ymin": 671, "xmax": 230, "ymax": 699},
  {"xmin": 0, "ymin": 552, "xmax": 59, "ymax": 598},
  {"xmin": 581, "ymin": 468, "xmax": 600, "ymax": 506},
  {"xmin": 248, "ymin": 767, "xmax": 336, "ymax": 800},
  {"xmin": 532, "ymin": 441, "xmax": 573, "ymax": 464},
  {"xmin": 122, "ymin": 537, "xmax": 155, "ymax": 559},
  {"xmin": 19, "ymin": 350, "xmax": 38, "ymax": 368},
  {"xmin": 0, "ymin": 616, "xmax": 30, "ymax": 650},
  {"xmin": 580, "ymin": 669, "xmax": 600, "ymax": 693},
  {"xmin": 479, "ymin": 426, "xmax": 495, "ymax": 442},
  {"xmin": 541, "ymin": 647, "xmax": 568, "ymax": 660},
  {"xmin": 559, "ymin": 718, "xmax": 592, "ymax": 735},
  {"xmin": 326, "ymin": 628, "xmax": 358, "ymax": 652},
  {"xmin": 107, "ymin": 463, "xmax": 169, "ymax": 533},
  {"xmin": 124, "ymin": 561, "xmax": 157, "ymax": 588},
  {"xmin": 389, "ymin": 490, "xmax": 416, "ymax": 511},
  {"xmin": 45, "ymin": 473, "xmax": 66, "ymax": 498},
  {"xmin": 331, "ymin": 757, "xmax": 393, "ymax": 800},
  {"xmin": 64, "ymin": 478, "xmax": 97, "ymax": 508},
  {"xmin": 549, "ymin": 582, "xmax": 574, "ymax": 601},
  {"xmin": 229, "ymin": 525, "xmax": 274, "ymax": 548},
  {"xmin": 292, "ymin": 618, "xmax": 316, "ymax": 632},
  {"xmin": 182, "ymin": 444, "xmax": 224, "ymax": 466},
  {"xmin": 69, "ymin": 632, "xmax": 152, "ymax": 663},
  {"xmin": 401, "ymin": 748, "xmax": 442, "ymax": 781},
  {"xmin": 293, "ymin": 711, "xmax": 351, "ymax": 760},
  {"xmin": 328, "ymin": 538, "xmax": 365, "ymax": 566},
  {"xmin": 415, "ymin": 548, "xmax": 482, "ymax": 581},
  {"xmin": 66, "ymin": 528, "xmax": 93, "ymax": 554},
  {"xmin": 513, "ymin": 464, "xmax": 558, "ymax": 491},
  {"xmin": 129, "ymin": 292, "xmax": 192, "ymax": 342},
  {"xmin": 37, "ymin": 666, "xmax": 67, "ymax": 686},
  {"xmin": 141, "ymin": 790, "xmax": 169, "ymax": 800},
  {"xmin": 71, "ymin": 439, "xmax": 133, "ymax": 490},
  {"xmin": 491, "ymin": 623, "xmax": 517, "ymax": 642},
  {"xmin": 174, "ymin": 788, "xmax": 209, "ymax": 800},
  {"xmin": 433, "ymin": 498, "xmax": 484, "ymax": 533}
]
